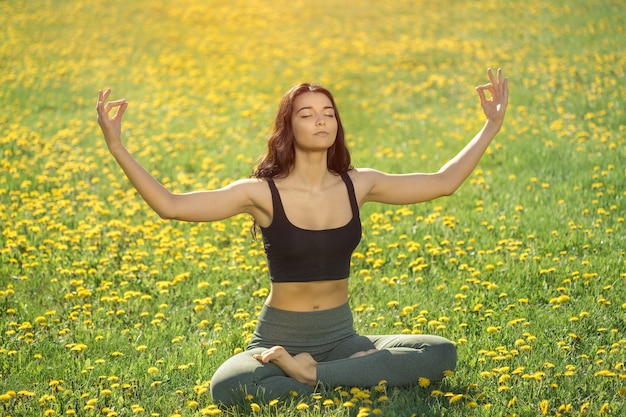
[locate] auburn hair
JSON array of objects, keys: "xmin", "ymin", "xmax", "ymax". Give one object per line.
[{"xmin": 253, "ymin": 83, "xmax": 352, "ymax": 179}]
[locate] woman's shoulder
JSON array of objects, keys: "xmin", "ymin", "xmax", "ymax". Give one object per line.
[
  {"xmin": 346, "ymin": 167, "xmax": 385, "ymax": 183},
  {"xmin": 345, "ymin": 168, "xmax": 385, "ymax": 203}
]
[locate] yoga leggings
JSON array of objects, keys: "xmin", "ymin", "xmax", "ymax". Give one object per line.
[{"xmin": 210, "ymin": 303, "xmax": 457, "ymax": 407}]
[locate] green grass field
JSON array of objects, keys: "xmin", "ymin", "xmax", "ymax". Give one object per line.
[{"xmin": 1, "ymin": 0, "xmax": 625, "ymax": 416}]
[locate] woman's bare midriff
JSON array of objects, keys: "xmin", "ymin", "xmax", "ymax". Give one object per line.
[{"xmin": 266, "ymin": 278, "xmax": 349, "ymax": 312}]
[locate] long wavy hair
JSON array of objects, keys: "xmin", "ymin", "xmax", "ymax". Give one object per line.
[{"xmin": 253, "ymin": 83, "xmax": 352, "ymax": 179}]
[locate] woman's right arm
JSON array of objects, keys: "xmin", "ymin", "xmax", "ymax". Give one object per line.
[{"xmin": 96, "ymin": 89, "xmax": 264, "ymax": 222}]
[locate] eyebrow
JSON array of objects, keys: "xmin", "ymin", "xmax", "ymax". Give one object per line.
[{"xmin": 295, "ymin": 105, "xmax": 335, "ymax": 114}]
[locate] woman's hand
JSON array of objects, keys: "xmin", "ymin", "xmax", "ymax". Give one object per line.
[
  {"xmin": 96, "ymin": 88, "xmax": 128, "ymax": 152},
  {"xmin": 476, "ymin": 68, "xmax": 508, "ymax": 127}
]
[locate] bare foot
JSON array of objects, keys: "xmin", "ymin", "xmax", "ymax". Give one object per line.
[
  {"xmin": 349, "ymin": 348, "xmax": 378, "ymax": 358},
  {"xmin": 253, "ymin": 346, "xmax": 317, "ymax": 386}
]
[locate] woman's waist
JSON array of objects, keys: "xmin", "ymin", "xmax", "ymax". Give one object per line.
[{"xmin": 266, "ymin": 278, "xmax": 349, "ymax": 312}]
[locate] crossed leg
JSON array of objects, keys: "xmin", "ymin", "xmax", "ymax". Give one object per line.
[{"xmin": 253, "ymin": 346, "xmax": 379, "ymax": 386}]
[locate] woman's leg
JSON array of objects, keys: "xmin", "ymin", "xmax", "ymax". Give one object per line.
[
  {"xmin": 316, "ymin": 334, "xmax": 457, "ymax": 388},
  {"xmin": 210, "ymin": 348, "xmax": 313, "ymax": 407}
]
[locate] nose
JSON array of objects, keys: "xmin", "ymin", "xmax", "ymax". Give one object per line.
[{"xmin": 316, "ymin": 117, "xmax": 325, "ymax": 126}]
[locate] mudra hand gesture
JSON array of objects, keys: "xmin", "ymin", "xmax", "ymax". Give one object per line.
[
  {"xmin": 96, "ymin": 88, "xmax": 128, "ymax": 152},
  {"xmin": 476, "ymin": 68, "xmax": 508, "ymax": 126}
]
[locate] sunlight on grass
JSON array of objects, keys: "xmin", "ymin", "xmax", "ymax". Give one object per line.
[{"xmin": 1, "ymin": 0, "xmax": 625, "ymax": 416}]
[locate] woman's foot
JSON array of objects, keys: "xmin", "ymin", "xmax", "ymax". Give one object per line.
[
  {"xmin": 349, "ymin": 348, "xmax": 378, "ymax": 358},
  {"xmin": 253, "ymin": 346, "xmax": 317, "ymax": 386}
]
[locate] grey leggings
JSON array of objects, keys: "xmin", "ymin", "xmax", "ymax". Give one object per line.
[{"xmin": 210, "ymin": 303, "xmax": 457, "ymax": 407}]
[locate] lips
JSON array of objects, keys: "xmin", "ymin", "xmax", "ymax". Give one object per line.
[{"xmin": 314, "ymin": 131, "xmax": 329, "ymax": 136}]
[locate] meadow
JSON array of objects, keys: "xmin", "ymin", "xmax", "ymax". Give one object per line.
[{"xmin": 1, "ymin": 0, "xmax": 625, "ymax": 415}]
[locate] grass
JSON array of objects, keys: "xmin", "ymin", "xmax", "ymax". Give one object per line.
[{"xmin": 1, "ymin": 0, "xmax": 625, "ymax": 416}]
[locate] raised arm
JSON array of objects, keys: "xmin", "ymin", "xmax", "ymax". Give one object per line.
[
  {"xmin": 359, "ymin": 68, "xmax": 509, "ymax": 205},
  {"xmin": 96, "ymin": 89, "xmax": 265, "ymax": 222}
]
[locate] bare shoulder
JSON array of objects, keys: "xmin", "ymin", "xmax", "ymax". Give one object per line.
[
  {"xmin": 227, "ymin": 177, "xmax": 270, "ymax": 203},
  {"xmin": 346, "ymin": 168, "xmax": 385, "ymax": 204},
  {"xmin": 347, "ymin": 167, "xmax": 386, "ymax": 185},
  {"xmin": 228, "ymin": 177, "xmax": 272, "ymax": 224}
]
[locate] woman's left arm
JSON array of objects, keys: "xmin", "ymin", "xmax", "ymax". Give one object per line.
[{"xmin": 360, "ymin": 68, "xmax": 509, "ymax": 205}]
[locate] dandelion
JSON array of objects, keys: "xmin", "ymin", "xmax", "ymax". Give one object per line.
[
  {"xmin": 250, "ymin": 403, "xmax": 261, "ymax": 412},
  {"xmin": 296, "ymin": 402, "xmax": 309, "ymax": 410},
  {"xmin": 539, "ymin": 399, "xmax": 549, "ymax": 414},
  {"xmin": 0, "ymin": 392, "xmax": 14, "ymax": 402},
  {"xmin": 200, "ymin": 405, "xmax": 222, "ymax": 415},
  {"xmin": 418, "ymin": 377, "xmax": 430, "ymax": 387},
  {"xmin": 448, "ymin": 394, "xmax": 463, "ymax": 404}
]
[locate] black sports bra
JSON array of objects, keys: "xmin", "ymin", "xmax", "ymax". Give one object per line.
[{"xmin": 260, "ymin": 172, "xmax": 362, "ymax": 283}]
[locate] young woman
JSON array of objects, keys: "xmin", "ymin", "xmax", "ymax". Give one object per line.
[{"xmin": 96, "ymin": 68, "xmax": 508, "ymax": 407}]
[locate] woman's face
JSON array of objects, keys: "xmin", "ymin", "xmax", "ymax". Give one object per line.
[{"xmin": 290, "ymin": 92, "xmax": 338, "ymax": 152}]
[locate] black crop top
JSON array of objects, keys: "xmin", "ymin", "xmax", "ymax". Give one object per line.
[{"xmin": 260, "ymin": 172, "xmax": 362, "ymax": 283}]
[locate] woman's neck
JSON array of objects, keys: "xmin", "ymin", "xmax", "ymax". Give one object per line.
[{"xmin": 288, "ymin": 151, "xmax": 333, "ymax": 190}]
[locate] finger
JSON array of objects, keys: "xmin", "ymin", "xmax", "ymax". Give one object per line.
[
  {"xmin": 101, "ymin": 88, "xmax": 111, "ymax": 103},
  {"xmin": 96, "ymin": 89, "xmax": 105, "ymax": 110},
  {"xmin": 96, "ymin": 89, "xmax": 112, "ymax": 113},
  {"xmin": 487, "ymin": 68, "xmax": 496, "ymax": 86},
  {"xmin": 103, "ymin": 99, "xmax": 127, "ymax": 114},
  {"xmin": 116, "ymin": 101, "xmax": 128, "ymax": 119},
  {"xmin": 109, "ymin": 101, "xmax": 128, "ymax": 121},
  {"xmin": 496, "ymin": 69, "xmax": 506, "ymax": 97},
  {"xmin": 476, "ymin": 84, "xmax": 490, "ymax": 102}
]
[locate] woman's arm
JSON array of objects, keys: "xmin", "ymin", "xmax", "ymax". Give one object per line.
[
  {"xmin": 359, "ymin": 68, "xmax": 509, "ymax": 205},
  {"xmin": 96, "ymin": 89, "xmax": 263, "ymax": 222}
]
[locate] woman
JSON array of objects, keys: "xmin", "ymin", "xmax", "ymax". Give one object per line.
[{"xmin": 96, "ymin": 68, "xmax": 508, "ymax": 406}]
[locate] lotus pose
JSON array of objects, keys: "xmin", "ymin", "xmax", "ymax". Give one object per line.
[{"xmin": 96, "ymin": 68, "xmax": 508, "ymax": 406}]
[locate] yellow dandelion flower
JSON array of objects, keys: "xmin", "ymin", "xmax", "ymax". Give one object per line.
[
  {"xmin": 250, "ymin": 403, "xmax": 261, "ymax": 412},
  {"xmin": 507, "ymin": 396, "xmax": 517, "ymax": 407},
  {"xmin": 200, "ymin": 405, "xmax": 222, "ymax": 415},
  {"xmin": 449, "ymin": 394, "xmax": 463, "ymax": 404},
  {"xmin": 323, "ymin": 399, "xmax": 334, "ymax": 407},
  {"xmin": 539, "ymin": 399, "xmax": 549, "ymax": 414},
  {"xmin": 418, "ymin": 377, "xmax": 430, "ymax": 387},
  {"xmin": 580, "ymin": 402, "xmax": 590, "ymax": 413},
  {"xmin": 296, "ymin": 402, "xmax": 309, "ymax": 410},
  {"xmin": 147, "ymin": 367, "xmax": 159, "ymax": 374}
]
